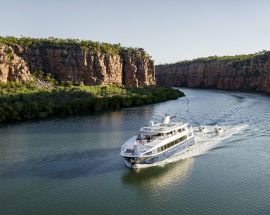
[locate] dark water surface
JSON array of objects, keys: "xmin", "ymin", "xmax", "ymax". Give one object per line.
[{"xmin": 1, "ymin": 88, "xmax": 270, "ymax": 215}]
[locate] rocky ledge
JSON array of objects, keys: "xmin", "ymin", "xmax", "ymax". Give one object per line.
[
  {"xmin": 156, "ymin": 51, "xmax": 270, "ymax": 93},
  {"xmin": 0, "ymin": 37, "xmax": 155, "ymax": 87}
]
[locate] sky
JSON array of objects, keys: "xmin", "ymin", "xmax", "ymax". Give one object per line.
[{"xmin": 1, "ymin": 0, "xmax": 270, "ymax": 64}]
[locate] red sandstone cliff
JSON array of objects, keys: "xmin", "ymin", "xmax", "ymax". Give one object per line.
[
  {"xmin": 156, "ymin": 52, "xmax": 270, "ymax": 93},
  {"xmin": 0, "ymin": 38, "xmax": 155, "ymax": 87},
  {"xmin": 0, "ymin": 45, "xmax": 32, "ymax": 83}
]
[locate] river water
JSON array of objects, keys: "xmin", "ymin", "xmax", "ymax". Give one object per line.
[{"xmin": 0, "ymin": 88, "xmax": 270, "ymax": 215}]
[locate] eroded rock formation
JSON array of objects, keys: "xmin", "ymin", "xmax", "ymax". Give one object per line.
[
  {"xmin": 156, "ymin": 52, "xmax": 270, "ymax": 93},
  {"xmin": 122, "ymin": 48, "xmax": 155, "ymax": 87},
  {"xmin": 0, "ymin": 39, "xmax": 155, "ymax": 87},
  {"xmin": 0, "ymin": 44, "xmax": 32, "ymax": 83}
]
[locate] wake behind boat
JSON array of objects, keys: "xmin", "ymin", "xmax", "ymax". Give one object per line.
[{"xmin": 120, "ymin": 114, "xmax": 195, "ymax": 168}]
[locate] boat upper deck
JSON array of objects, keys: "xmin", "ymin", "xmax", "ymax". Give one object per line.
[
  {"xmin": 140, "ymin": 122, "xmax": 188, "ymax": 134},
  {"xmin": 123, "ymin": 123, "xmax": 192, "ymax": 154},
  {"xmin": 132, "ymin": 122, "xmax": 190, "ymax": 148}
]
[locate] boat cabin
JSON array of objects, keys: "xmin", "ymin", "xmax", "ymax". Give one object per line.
[{"xmin": 136, "ymin": 122, "xmax": 190, "ymax": 145}]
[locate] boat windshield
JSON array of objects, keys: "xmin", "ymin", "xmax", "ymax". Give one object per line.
[{"xmin": 136, "ymin": 132, "xmax": 162, "ymax": 142}]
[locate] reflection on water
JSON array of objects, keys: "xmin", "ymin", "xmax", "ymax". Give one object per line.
[{"xmin": 122, "ymin": 158, "xmax": 193, "ymax": 190}]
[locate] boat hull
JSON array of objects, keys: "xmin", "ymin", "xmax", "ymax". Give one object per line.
[{"xmin": 122, "ymin": 137, "xmax": 195, "ymax": 168}]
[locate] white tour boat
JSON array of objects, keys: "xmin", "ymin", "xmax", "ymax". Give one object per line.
[{"xmin": 120, "ymin": 114, "xmax": 195, "ymax": 168}]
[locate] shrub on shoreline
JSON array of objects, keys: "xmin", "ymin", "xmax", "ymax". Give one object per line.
[{"xmin": 0, "ymin": 82, "xmax": 184, "ymax": 124}]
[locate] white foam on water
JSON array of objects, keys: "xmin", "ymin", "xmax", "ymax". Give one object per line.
[{"xmin": 134, "ymin": 124, "xmax": 248, "ymax": 169}]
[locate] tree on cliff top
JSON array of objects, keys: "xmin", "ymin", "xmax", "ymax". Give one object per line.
[{"xmin": 0, "ymin": 36, "xmax": 151, "ymax": 57}]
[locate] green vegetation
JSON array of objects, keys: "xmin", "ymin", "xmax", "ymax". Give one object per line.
[
  {"xmin": 0, "ymin": 82, "xmax": 184, "ymax": 124},
  {"xmin": 0, "ymin": 36, "xmax": 150, "ymax": 57},
  {"xmin": 0, "ymin": 36, "xmax": 121, "ymax": 55},
  {"xmin": 158, "ymin": 50, "xmax": 270, "ymax": 66}
]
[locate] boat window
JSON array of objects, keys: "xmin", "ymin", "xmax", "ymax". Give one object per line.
[
  {"xmin": 126, "ymin": 149, "xmax": 134, "ymax": 153},
  {"xmin": 180, "ymin": 135, "xmax": 187, "ymax": 142},
  {"xmin": 157, "ymin": 135, "xmax": 188, "ymax": 153},
  {"xmin": 153, "ymin": 133, "xmax": 162, "ymax": 137}
]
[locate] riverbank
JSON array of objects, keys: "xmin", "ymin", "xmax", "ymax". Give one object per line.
[{"xmin": 0, "ymin": 82, "xmax": 184, "ymax": 124}]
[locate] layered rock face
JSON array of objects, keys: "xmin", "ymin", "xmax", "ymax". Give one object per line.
[
  {"xmin": 0, "ymin": 40, "xmax": 155, "ymax": 87},
  {"xmin": 156, "ymin": 52, "xmax": 270, "ymax": 93},
  {"xmin": 122, "ymin": 48, "xmax": 155, "ymax": 87},
  {"xmin": 0, "ymin": 44, "xmax": 32, "ymax": 83}
]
